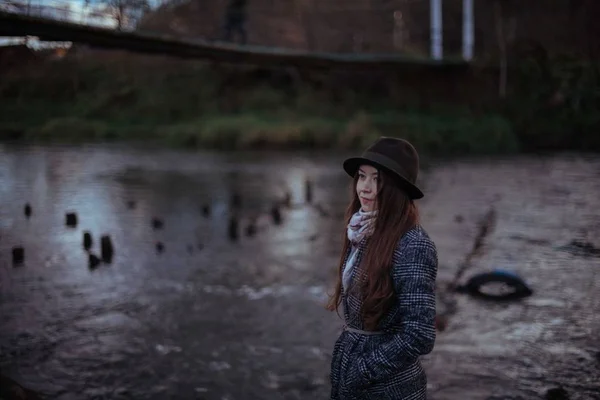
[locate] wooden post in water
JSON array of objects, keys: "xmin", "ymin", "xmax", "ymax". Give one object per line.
[
  {"xmin": 430, "ymin": 0, "xmax": 443, "ymax": 60},
  {"xmin": 12, "ymin": 247, "xmax": 24, "ymax": 266},
  {"xmin": 462, "ymin": 0, "xmax": 474, "ymax": 61},
  {"xmin": 83, "ymin": 231, "xmax": 92, "ymax": 250},
  {"xmin": 228, "ymin": 215, "xmax": 239, "ymax": 241},
  {"xmin": 100, "ymin": 235, "xmax": 114, "ymax": 263},
  {"xmin": 305, "ymin": 178, "xmax": 313, "ymax": 204}
]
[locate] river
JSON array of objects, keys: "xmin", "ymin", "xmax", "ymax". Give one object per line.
[{"xmin": 1, "ymin": 144, "xmax": 599, "ymax": 400}]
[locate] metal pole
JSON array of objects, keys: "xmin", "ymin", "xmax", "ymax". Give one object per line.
[
  {"xmin": 430, "ymin": 0, "xmax": 443, "ymax": 60},
  {"xmin": 462, "ymin": 0, "xmax": 474, "ymax": 60}
]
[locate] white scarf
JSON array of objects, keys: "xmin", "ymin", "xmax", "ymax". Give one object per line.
[
  {"xmin": 347, "ymin": 209, "xmax": 378, "ymax": 246},
  {"xmin": 343, "ymin": 209, "xmax": 377, "ymax": 290}
]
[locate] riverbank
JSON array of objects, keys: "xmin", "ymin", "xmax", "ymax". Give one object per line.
[{"xmin": 0, "ymin": 50, "xmax": 598, "ymax": 154}]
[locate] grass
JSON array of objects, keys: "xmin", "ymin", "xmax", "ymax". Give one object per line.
[{"xmin": 0, "ymin": 54, "xmax": 522, "ymax": 154}]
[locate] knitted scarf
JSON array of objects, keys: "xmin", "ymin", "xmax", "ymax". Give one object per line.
[
  {"xmin": 347, "ymin": 209, "xmax": 378, "ymax": 246},
  {"xmin": 343, "ymin": 209, "xmax": 378, "ymax": 290}
]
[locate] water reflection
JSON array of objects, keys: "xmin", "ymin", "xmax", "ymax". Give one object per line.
[
  {"xmin": 0, "ymin": 144, "xmax": 352, "ymax": 399},
  {"xmin": 1, "ymin": 145, "xmax": 599, "ymax": 399}
]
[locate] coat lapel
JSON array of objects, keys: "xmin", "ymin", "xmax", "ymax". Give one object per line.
[
  {"xmin": 342, "ymin": 238, "xmax": 369, "ymax": 327},
  {"xmin": 349, "ymin": 238, "xmax": 367, "ymax": 286},
  {"xmin": 341, "ymin": 238, "xmax": 368, "ymax": 295}
]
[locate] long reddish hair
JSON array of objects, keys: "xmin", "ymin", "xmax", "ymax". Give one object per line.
[{"xmin": 326, "ymin": 167, "xmax": 419, "ymax": 330}]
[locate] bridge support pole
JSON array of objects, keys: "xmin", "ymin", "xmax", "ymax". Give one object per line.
[
  {"xmin": 462, "ymin": 0, "xmax": 474, "ymax": 61},
  {"xmin": 430, "ymin": 0, "xmax": 443, "ymax": 60}
]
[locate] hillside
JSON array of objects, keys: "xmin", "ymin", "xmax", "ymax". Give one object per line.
[{"xmin": 0, "ymin": 1, "xmax": 598, "ymax": 152}]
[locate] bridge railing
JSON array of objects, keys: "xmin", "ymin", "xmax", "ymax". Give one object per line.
[{"xmin": 0, "ymin": 0, "xmax": 477, "ymax": 61}]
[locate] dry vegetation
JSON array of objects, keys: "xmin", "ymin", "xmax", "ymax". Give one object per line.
[{"xmin": 0, "ymin": 0, "xmax": 598, "ymax": 152}]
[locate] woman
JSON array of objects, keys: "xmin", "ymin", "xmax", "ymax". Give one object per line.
[{"xmin": 327, "ymin": 137, "xmax": 438, "ymax": 399}]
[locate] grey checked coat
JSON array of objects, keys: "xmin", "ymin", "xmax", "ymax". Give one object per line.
[{"xmin": 330, "ymin": 225, "xmax": 438, "ymax": 400}]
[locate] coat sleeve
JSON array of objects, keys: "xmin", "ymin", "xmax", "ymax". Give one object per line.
[{"xmin": 354, "ymin": 235, "xmax": 438, "ymax": 387}]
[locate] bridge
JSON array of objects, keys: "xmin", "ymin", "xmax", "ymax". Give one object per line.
[{"xmin": 0, "ymin": 0, "xmax": 474, "ymax": 71}]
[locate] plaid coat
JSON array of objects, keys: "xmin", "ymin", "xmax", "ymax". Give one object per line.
[{"xmin": 330, "ymin": 225, "xmax": 438, "ymax": 400}]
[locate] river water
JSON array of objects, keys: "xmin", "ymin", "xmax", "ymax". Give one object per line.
[{"xmin": 0, "ymin": 144, "xmax": 599, "ymax": 400}]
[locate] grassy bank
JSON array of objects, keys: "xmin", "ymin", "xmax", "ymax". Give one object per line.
[
  {"xmin": 1, "ymin": 51, "xmax": 596, "ymax": 154},
  {"xmin": 0, "ymin": 111, "xmax": 515, "ymax": 153}
]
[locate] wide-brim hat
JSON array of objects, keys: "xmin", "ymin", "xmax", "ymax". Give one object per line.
[{"xmin": 343, "ymin": 137, "xmax": 424, "ymax": 199}]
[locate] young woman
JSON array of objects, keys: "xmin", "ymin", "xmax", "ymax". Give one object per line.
[{"xmin": 327, "ymin": 137, "xmax": 438, "ymax": 399}]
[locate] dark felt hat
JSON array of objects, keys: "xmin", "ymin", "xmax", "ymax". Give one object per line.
[{"xmin": 343, "ymin": 137, "xmax": 424, "ymax": 199}]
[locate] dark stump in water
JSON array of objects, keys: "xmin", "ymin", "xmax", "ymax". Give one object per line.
[
  {"xmin": 83, "ymin": 231, "xmax": 93, "ymax": 250},
  {"xmin": 12, "ymin": 246, "xmax": 25, "ymax": 266},
  {"xmin": 65, "ymin": 212, "xmax": 78, "ymax": 227},
  {"xmin": 100, "ymin": 235, "xmax": 114, "ymax": 263},
  {"xmin": 24, "ymin": 203, "xmax": 32, "ymax": 218},
  {"xmin": 245, "ymin": 218, "xmax": 257, "ymax": 237},
  {"xmin": 271, "ymin": 205, "xmax": 282, "ymax": 225},
  {"xmin": 88, "ymin": 253, "xmax": 101, "ymax": 269},
  {"xmin": 305, "ymin": 179, "xmax": 313, "ymax": 204},
  {"xmin": 228, "ymin": 216, "xmax": 239, "ymax": 241},
  {"xmin": 151, "ymin": 217, "xmax": 164, "ymax": 230}
]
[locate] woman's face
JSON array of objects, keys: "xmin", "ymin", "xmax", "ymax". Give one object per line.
[{"xmin": 356, "ymin": 164, "xmax": 379, "ymax": 212}]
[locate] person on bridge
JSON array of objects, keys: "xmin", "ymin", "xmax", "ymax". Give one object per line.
[
  {"xmin": 223, "ymin": 0, "xmax": 248, "ymax": 44},
  {"xmin": 327, "ymin": 137, "xmax": 438, "ymax": 399}
]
